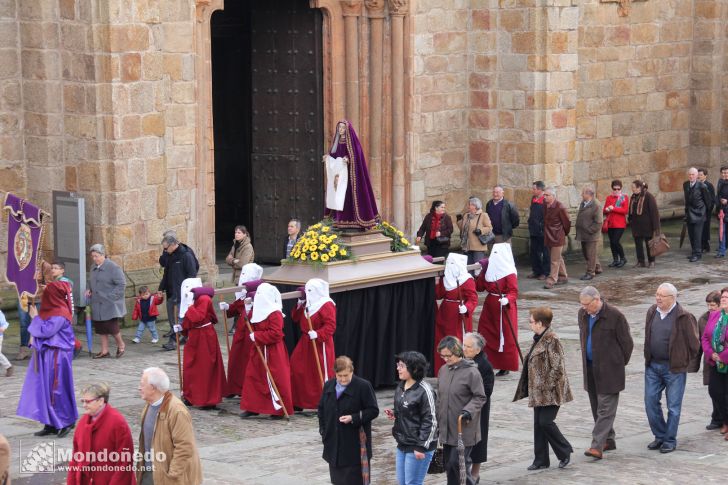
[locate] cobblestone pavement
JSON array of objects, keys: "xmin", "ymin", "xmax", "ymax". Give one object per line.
[{"xmin": 2, "ymin": 249, "xmax": 728, "ymax": 484}]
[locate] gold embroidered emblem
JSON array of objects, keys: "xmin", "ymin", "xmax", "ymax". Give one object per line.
[{"xmin": 14, "ymin": 223, "xmax": 33, "ymax": 271}]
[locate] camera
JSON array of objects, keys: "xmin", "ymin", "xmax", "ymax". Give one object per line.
[{"xmin": 473, "ymin": 228, "xmax": 482, "ymax": 236}]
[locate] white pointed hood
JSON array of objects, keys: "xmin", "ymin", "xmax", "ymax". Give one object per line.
[
  {"xmin": 179, "ymin": 277, "xmax": 202, "ymax": 318},
  {"xmin": 251, "ymin": 283, "xmax": 283, "ymax": 323},
  {"xmin": 236, "ymin": 263, "xmax": 264, "ymax": 300},
  {"xmin": 443, "ymin": 253, "xmax": 472, "ymax": 291},
  {"xmin": 305, "ymin": 278, "xmax": 335, "ymax": 316},
  {"xmin": 485, "ymin": 243, "xmax": 517, "ymax": 282}
]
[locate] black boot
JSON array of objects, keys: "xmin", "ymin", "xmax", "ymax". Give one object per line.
[
  {"xmin": 608, "ymin": 259, "xmax": 619, "ymax": 267},
  {"xmin": 34, "ymin": 425, "xmax": 57, "ymax": 436},
  {"xmin": 615, "ymin": 257, "xmax": 627, "ymax": 268}
]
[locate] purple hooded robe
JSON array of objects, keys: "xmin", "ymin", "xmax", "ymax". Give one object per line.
[
  {"xmin": 324, "ymin": 120, "xmax": 380, "ymax": 229},
  {"xmin": 16, "ymin": 315, "xmax": 78, "ymax": 429}
]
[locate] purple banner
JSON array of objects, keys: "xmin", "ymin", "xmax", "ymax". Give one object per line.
[{"xmin": 3, "ymin": 193, "xmax": 45, "ymax": 301}]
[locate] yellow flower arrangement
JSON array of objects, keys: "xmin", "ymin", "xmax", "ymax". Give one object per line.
[
  {"xmin": 377, "ymin": 221, "xmax": 413, "ymax": 252},
  {"xmin": 285, "ymin": 218, "xmax": 354, "ymax": 266}
]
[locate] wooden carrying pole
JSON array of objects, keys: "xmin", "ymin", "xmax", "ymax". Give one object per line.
[
  {"xmin": 174, "ymin": 305, "xmax": 183, "ymax": 390},
  {"xmin": 243, "ymin": 315, "xmax": 291, "ymax": 420},
  {"xmin": 304, "ymin": 310, "xmax": 325, "ymax": 388},
  {"xmin": 219, "ymin": 295, "xmax": 231, "ymax": 353}
]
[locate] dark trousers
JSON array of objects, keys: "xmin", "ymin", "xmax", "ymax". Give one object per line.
[
  {"xmin": 633, "ymin": 236, "xmax": 655, "ymax": 263},
  {"xmin": 529, "ymin": 236, "xmax": 550, "ymax": 276},
  {"xmin": 687, "ymin": 220, "xmax": 704, "ymax": 258},
  {"xmin": 607, "ymin": 228, "xmax": 625, "ymax": 261},
  {"xmin": 586, "ymin": 364, "xmax": 619, "ymax": 449},
  {"xmin": 166, "ymin": 296, "xmax": 179, "ymax": 345},
  {"xmin": 426, "ymin": 243, "xmax": 450, "ymax": 259},
  {"xmin": 702, "ymin": 215, "xmax": 711, "ymax": 250},
  {"xmin": 533, "ymin": 405, "xmax": 572, "ymax": 466},
  {"xmin": 443, "ymin": 444, "xmax": 475, "ymax": 485},
  {"xmin": 329, "ymin": 463, "xmax": 362, "ymax": 485},
  {"xmin": 708, "ymin": 365, "xmax": 728, "ymax": 425},
  {"xmin": 580, "ymin": 241, "xmax": 602, "ymax": 276}
]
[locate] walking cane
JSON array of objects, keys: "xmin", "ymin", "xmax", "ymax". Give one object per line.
[
  {"xmin": 494, "ymin": 280, "xmax": 524, "ymax": 365},
  {"xmin": 304, "ymin": 310, "xmax": 325, "ymax": 388},
  {"xmin": 243, "ymin": 314, "xmax": 291, "ymax": 421},
  {"xmin": 219, "ymin": 296, "xmax": 231, "ymax": 353},
  {"xmin": 173, "ymin": 304, "xmax": 183, "ymax": 391}
]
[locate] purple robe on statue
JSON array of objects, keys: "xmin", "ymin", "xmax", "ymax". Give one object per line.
[
  {"xmin": 16, "ymin": 315, "xmax": 78, "ymax": 429},
  {"xmin": 324, "ymin": 120, "xmax": 380, "ymax": 229}
]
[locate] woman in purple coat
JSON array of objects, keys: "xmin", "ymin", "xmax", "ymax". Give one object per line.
[
  {"xmin": 323, "ymin": 120, "xmax": 380, "ymax": 230},
  {"xmin": 16, "ymin": 281, "xmax": 78, "ymax": 437},
  {"xmin": 702, "ymin": 287, "xmax": 728, "ymax": 437}
]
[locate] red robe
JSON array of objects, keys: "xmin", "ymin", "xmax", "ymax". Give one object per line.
[
  {"xmin": 67, "ymin": 404, "xmax": 136, "ymax": 485},
  {"xmin": 224, "ymin": 299, "xmax": 254, "ymax": 397},
  {"xmin": 290, "ymin": 302, "xmax": 336, "ymax": 409},
  {"xmin": 181, "ymin": 295, "xmax": 227, "ymax": 406},
  {"xmin": 240, "ymin": 311, "xmax": 293, "ymax": 416},
  {"xmin": 433, "ymin": 278, "xmax": 478, "ymax": 375},
  {"xmin": 475, "ymin": 272, "xmax": 519, "ymax": 371}
]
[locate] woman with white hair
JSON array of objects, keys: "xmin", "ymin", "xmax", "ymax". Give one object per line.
[
  {"xmin": 86, "ymin": 244, "xmax": 127, "ymax": 359},
  {"xmin": 433, "ymin": 253, "xmax": 478, "ymax": 376},
  {"xmin": 457, "ymin": 197, "xmax": 493, "ymax": 266},
  {"xmin": 240, "ymin": 283, "xmax": 293, "ymax": 419},
  {"xmin": 290, "ymin": 278, "xmax": 337, "ymax": 411}
]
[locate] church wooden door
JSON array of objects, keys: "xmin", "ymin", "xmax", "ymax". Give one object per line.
[{"xmin": 250, "ymin": 0, "xmax": 324, "ymax": 263}]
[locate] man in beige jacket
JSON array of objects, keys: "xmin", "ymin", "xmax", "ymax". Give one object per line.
[
  {"xmin": 137, "ymin": 367, "xmax": 202, "ymax": 485},
  {"xmin": 575, "ymin": 186, "xmax": 603, "ymax": 281}
]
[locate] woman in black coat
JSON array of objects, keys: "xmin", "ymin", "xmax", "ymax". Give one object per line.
[
  {"xmin": 628, "ymin": 180, "xmax": 660, "ymax": 268},
  {"xmin": 318, "ymin": 356, "xmax": 379, "ymax": 485},
  {"xmin": 416, "ymin": 200, "xmax": 454, "ymax": 258},
  {"xmin": 463, "ymin": 332, "xmax": 495, "ymax": 483}
]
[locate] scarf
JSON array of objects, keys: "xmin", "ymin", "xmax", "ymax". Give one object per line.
[
  {"xmin": 429, "ymin": 212, "xmax": 442, "ymax": 240},
  {"xmin": 629, "ymin": 191, "xmax": 646, "ymax": 216},
  {"xmin": 713, "ymin": 311, "xmax": 728, "ymax": 374}
]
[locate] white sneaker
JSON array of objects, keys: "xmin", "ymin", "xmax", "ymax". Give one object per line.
[
  {"xmin": 132, "ymin": 337, "xmax": 140, "ymax": 344},
  {"xmin": 151, "ymin": 338, "xmax": 159, "ymax": 344}
]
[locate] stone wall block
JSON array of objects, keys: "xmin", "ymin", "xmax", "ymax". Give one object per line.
[
  {"xmin": 121, "ymin": 53, "xmax": 141, "ymax": 81},
  {"xmin": 0, "ymin": 165, "xmax": 24, "ymax": 192},
  {"xmin": 20, "ymin": 22, "xmax": 60, "ymax": 50},
  {"xmin": 160, "ymin": 23, "xmax": 193, "ymax": 53},
  {"xmin": 109, "ymin": 25, "xmax": 150, "ymax": 52},
  {"xmin": 141, "ymin": 113, "xmax": 165, "ymax": 136}
]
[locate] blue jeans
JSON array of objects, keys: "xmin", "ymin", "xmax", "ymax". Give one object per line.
[
  {"xmin": 17, "ymin": 301, "xmax": 37, "ymax": 347},
  {"xmin": 644, "ymin": 361, "xmax": 687, "ymax": 447},
  {"xmin": 395, "ymin": 448, "xmax": 435, "ymax": 485},
  {"xmin": 718, "ymin": 219, "xmax": 728, "ymax": 256},
  {"xmin": 135, "ymin": 320, "xmax": 159, "ymax": 340}
]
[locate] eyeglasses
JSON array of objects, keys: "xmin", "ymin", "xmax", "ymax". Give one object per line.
[
  {"xmin": 396, "ymin": 362, "xmax": 406, "ymax": 369},
  {"xmin": 80, "ymin": 397, "xmax": 101, "ymax": 405},
  {"xmin": 439, "ymin": 352, "xmax": 454, "ymax": 360}
]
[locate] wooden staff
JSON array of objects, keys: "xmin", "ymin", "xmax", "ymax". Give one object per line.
[
  {"xmin": 219, "ymin": 296, "xmax": 231, "ymax": 353},
  {"xmin": 174, "ymin": 305, "xmax": 183, "ymax": 391},
  {"xmin": 304, "ymin": 309, "xmax": 325, "ymax": 388},
  {"xmin": 243, "ymin": 314, "xmax": 291, "ymax": 421},
  {"xmin": 494, "ymin": 279, "xmax": 524, "ymax": 364},
  {"xmin": 457, "ymin": 285, "xmax": 466, "ymax": 339}
]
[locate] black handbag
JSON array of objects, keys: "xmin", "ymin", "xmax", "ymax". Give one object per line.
[
  {"xmin": 427, "ymin": 446, "xmax": 445, "ymax": 474},
  {"xmin": 478, "ymin": 231, "xmax": 494, "ymax": 245},
  {"xmin": 436, "ymin": 236, "xmax": 450, "ymax": 244}
]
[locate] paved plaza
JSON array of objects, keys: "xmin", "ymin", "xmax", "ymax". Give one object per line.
[{"xmin": 2, "ymin": 249, "xmax": 728, "ymax": 484}]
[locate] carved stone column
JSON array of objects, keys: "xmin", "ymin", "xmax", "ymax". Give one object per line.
[
  {"xmin": 365, "ymin": 0, "xmax": 385, "ymax": 204},
  {"xmin": 388, "ymin": 0, "xmax": 407, "ymax": 227},
  {"xmin": 341, "ymin": 1, "xmax": 363, "ymax": 128}
]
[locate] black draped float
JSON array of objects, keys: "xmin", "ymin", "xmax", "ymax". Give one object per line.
[{"xmin": 276, "ymin": 278, "xmax": 436, "ymax": 388}]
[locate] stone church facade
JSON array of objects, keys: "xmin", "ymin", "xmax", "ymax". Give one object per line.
[{"xmin": 1, "ymin": 0, "xmax": 726, "ymax": 282}]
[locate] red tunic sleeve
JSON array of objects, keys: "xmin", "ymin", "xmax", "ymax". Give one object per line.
[
  {"xmin": 227, "ymin": 299, "xmax": 246, "ymax": 318},
  {"xmin": 461, "ymin": 278, "xmax": 478, "ymax": 314},
  {"xmin": 291, "ymin": 302, "xmax": 306, "ymax": 331},
  {"xmin": 500, "ymin": 274, "xmax": 519, "ymax": 304},
  {"xmin": 435, "ymin": 279, "xmax": 446, "ymax": 299},
  {"xmin": 475, "ymin": 270, "xmax": 486, "ymax": 292},
  {"xmin": 311, "ymin": 302, "xmax": 336, "ymax": 340},
  {"xmin": 254, "ymin": 312, "xmax": 285, "ymax": 345}
]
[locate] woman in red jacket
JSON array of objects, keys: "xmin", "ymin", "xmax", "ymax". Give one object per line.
[
  {"xmin": 603, "ymin": 179, "xmax": 630, "ymax": 268},
  {"xmin": 67, "ymin": 383, "xmax": 136, "ymax": 485}
]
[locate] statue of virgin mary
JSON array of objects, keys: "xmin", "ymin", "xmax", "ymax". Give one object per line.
[{"xmin": 323, "ymin": 120, "xmax": 380, "ymax": 230}]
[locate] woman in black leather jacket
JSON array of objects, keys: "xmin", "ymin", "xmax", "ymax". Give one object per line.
[{"xmin": 386, "ymin": 351, "xmax": 438, "ymax": 485}]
